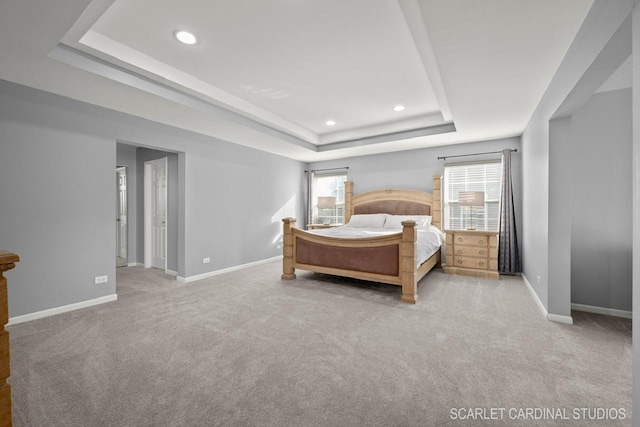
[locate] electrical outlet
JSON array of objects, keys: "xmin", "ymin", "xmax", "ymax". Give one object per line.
[
  {"xmin": 95, "ymin": 275, "xmax": 108, "ymax": 284},
  {"xmin": 203, "ymin": 257, "xmax": 211, "ymax": 264}
]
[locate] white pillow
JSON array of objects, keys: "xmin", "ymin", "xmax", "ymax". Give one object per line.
[
  {"xmin": 345, "ymin": 214, "xmax": 387, "ymax": 228},
  {"xmin": 383, "ymin": 215, "xmax": 432, "ymax": 230}
]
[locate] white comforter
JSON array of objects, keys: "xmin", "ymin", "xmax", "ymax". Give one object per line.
[{"xmin": 309, "ymin": 225, "xmax": 445, "ymax": 265}]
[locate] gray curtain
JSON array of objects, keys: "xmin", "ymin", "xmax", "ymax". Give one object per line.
[{"xmin": 498, "ymin": 149, "xmax": 521, "ymax": 274}]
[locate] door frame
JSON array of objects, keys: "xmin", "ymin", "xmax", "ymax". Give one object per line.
[
  {"xmin": 144, "ymin": 157, "xmax": 168, "ymax": 272},
  {"xmin": 116, "ymin": 166, "xmax": 128, "ymax": 262}
]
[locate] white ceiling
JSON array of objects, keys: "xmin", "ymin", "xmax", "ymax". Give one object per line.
[{"xmin": 0, "ymin": 0, "xmax": 593, "ymax": 162}]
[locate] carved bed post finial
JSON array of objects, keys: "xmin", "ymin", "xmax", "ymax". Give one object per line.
[
  {"xmin": 281, "ymin": 218, "xmax": 297, "ymax": 280},
  {"xmin": 400, "ymin": 221, "xmax": 418, "ymax": 303},
  {"xmin": 344, "ymin": 181, "xmax": 353, "ymax": 224}
]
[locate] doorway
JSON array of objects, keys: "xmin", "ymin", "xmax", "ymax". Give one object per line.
[
  {"xmin": 144, "ymin": 157, "xmax": 168, "ymax": 271},
  {"xmin": 116, "ymin": 166, "xmax": 128, "ymax": 268}
]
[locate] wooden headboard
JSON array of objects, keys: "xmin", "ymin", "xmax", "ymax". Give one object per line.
[{"xmin": 345, "ymin": 175, "xmax": 442, "ymax": 229}]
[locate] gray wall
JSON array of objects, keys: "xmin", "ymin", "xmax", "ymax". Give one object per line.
[
  {"xmin": 0, "ymin": 91, "xmax": 116, "ymax": 317},
  {"xmin": 0, "ymin": 79, "xmax": 305, "ymax": 318},
  {"xmin": 571, "ymin": 88, "xmax": 632, "ymax": 311},
  {"xmin": 183, "ymin": 141, "xmax": 303, "ymax": 276},
  {"xmin": 308, "ymin": 137, "xmax": 522, "ymax": 243},
  {"xmin": 116, "ymin": 143, "xmax": 137, "ymax": 265}
]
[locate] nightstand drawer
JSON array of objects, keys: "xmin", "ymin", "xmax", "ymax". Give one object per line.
[
  {"xmin": 453, "ymin": 246, "xmax": 488, "ymax": 257},
  {"xmin": 452, "ymin": 256, "xmax": 489, "ymax": 270},
  {"xmin": 451, "ymin": 234, "xmax": 489, "ymax": 246}
]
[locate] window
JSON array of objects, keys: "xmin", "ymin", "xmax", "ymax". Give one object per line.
[
  {"xmin": 444, "ymin": 162, "xmax": 502, "ymax": 231},
  {"xmin": 309, "ymin": 171, "xmax": 347, "ymax": 225}
]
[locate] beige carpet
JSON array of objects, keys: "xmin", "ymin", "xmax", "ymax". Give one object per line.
[{"xmin": 9, "ymin": 262, "xmax": 632, "ymax": 426}]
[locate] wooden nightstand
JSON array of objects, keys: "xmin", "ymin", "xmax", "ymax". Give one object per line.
[
  {"xmin": 444, "ymin": 230, "xmax": 499, "ymax": 279},
  {"xmin": 307, "ymin": 224, "xmax": 341, "ymax": 230}
]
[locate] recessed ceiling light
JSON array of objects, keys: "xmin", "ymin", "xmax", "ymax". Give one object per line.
[
  {"xmin": 325, "ymin": 120, "xmax": 336, "ymax": 126},
  {"xmin": 174, "ymin": 30, "xmax": 198, "ymax": 45},
  {"xmin": 393, "ymin": 105, "xmax": 405, "ymax": 112}
]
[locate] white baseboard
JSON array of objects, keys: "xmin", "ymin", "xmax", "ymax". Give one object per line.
[
  {"xmin": 7, "ymin": 294, "xmax": 118, "ymax": 326},
  {"xmin": 166, "ymin": 269, "xmax": 178, "ymax": 277},
  {"xmin": 127, "ymin": 262, "xmax": 142, "ymax": 267},
  {"xmin": 546, "ymin": 313, "xmax": 574, "ymax": 325},
  {"xmin": 178, "ymin": 256, "xmax": 282, "ymax": 283},
  {"xmin": 571, "ymin": 303, "xmax": 632, "ymax": 319},
  {"xmin": 522, "ymin": 274, "xmax": 573, "ymax": 325}
]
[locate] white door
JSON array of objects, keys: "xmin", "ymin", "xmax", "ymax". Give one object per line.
[
  {"xmin": 116, "ymin": 167, "xmax": 128, "ymax": 260},
  {"xmin": 145, "ymin": 158, "xmax": 168, "ymax": 270}
]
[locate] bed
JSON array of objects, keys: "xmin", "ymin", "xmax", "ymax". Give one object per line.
[{"xmin": 281, "ymin": 175, "xmax": 443, "ymax": 303}]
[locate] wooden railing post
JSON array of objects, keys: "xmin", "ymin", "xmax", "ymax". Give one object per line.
[
  {"xmin": 0, "ymin": 251, "xmax": 19, "ymax": 427},
  {"xmin": 281, "ymin": 218, "xmax": 297, "ymax": 280},
  {"xmin": 400, "ymin": 221, "xmax": 418, "ymax": 304}
]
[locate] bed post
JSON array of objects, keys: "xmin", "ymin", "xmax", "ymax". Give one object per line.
[
  {"xmin": 432, "ymin": 175, "xmax": 442, "ymax": 230},
  {"xmin": 400, "ymin": 220, "xmax": 418, "ymax": 303},
  {"xmin": 281, "ymin": 218, "xmax": 296, "ymax": 280},
  {"xmin": 344, "ymin": 181, "xmax": 353, "ymax": 224},
  {"xmin": 432, "ymin": 174, "xmax": 443, "ymax": 268}
]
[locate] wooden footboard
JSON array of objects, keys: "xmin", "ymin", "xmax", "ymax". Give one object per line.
[{"xmin": 281, "ymin": 218, "xmax": 439, "ymax": 303}]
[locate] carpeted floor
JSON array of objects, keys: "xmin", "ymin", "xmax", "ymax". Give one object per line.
[{"xmin": 9, "ymin": 262, "xmax": 632, "ymax": 426}]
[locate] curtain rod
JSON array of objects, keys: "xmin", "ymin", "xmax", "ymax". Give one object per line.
[
  {"xmin": 304, "ymin": 166, "xmax": 349, "ymax": 173},
  {"xmin": 437, "ymin": 149, "xmax": 517, "ymax": 161}
]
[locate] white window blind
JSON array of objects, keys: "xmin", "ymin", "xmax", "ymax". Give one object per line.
[
  {"xmin": 444, "ymin": 162, "xmax": 502, "ymax": 231},
  {"xmin": 310, "ymin": 172, "xmax": 347, "ymax": 225}
]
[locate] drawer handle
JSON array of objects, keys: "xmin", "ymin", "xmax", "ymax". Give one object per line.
[
  {"xmin": 479, "ymin": 240, "xmax": 484, "ymax": 244},
  {"xmin": 457, "ymin": 237, "xmax": 463, "ymax": 242},
  {"xmin": 457, "ymin": 260, "xmax": 463, "ymax": 265},
  {"xmin": 479, "ymin": 250, "xmax": 484, "ymax": 255},
  {"xmin": 479, "ymin": 262, "xmax": 484, "ymax": 266},
  {"xmin": 457, "ymin": 250, "xmax": 462, "ymax": 254}
]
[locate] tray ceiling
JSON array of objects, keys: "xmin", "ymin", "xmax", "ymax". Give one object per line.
[{"xmin": 0, "ymin": 0, "xmax": 593, "ymax": 161}]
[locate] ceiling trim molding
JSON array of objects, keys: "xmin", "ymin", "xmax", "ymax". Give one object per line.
[
  {"xmin": 318, "ymin": 111, "xmax": 447, "ymax": 144},
  {"xmin": 77, "ymin": 29, "xmax": 319, "ymax": 143},
  {"xmin": 49, "ymin": 43, "xmax": 459, "ymax": 155},
  {"xmin": 49, "ymin": 44, "xmax": 319, "ymax": 152},
  {"xmin": 399, "ymin": 0, "xmax": 452, "ymax": 122},
  {"xmin": 317, "ymin": 122, "xmax": 456, "ymax": 152}
]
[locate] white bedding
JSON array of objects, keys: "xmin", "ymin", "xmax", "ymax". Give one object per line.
[{"xmin": 309, "ymin": 225, "xmax": 444, "ymax": 265}]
